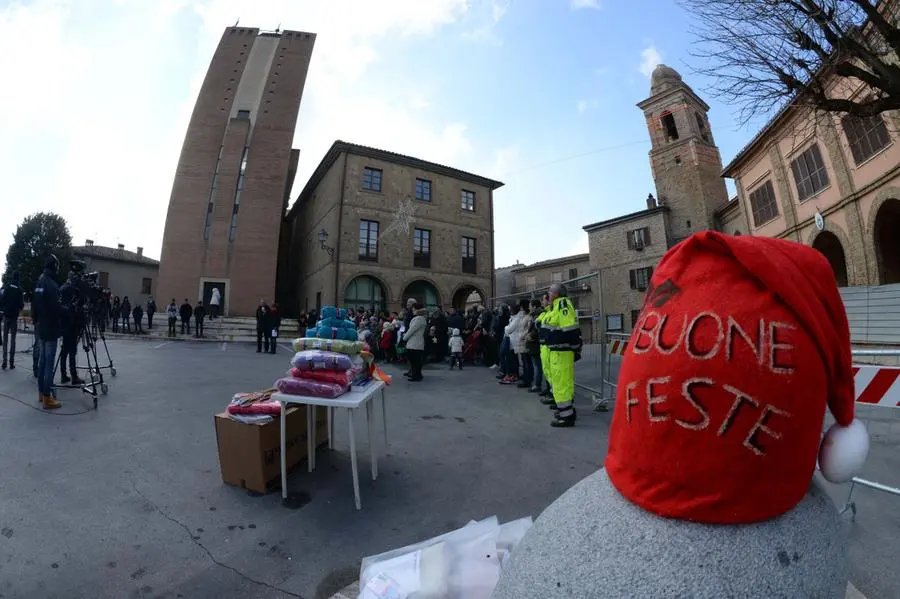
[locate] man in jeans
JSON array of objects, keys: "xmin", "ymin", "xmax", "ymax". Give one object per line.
[
  {"xmin": 1, "ymin": 270, "xmax": 24, "ymax": 369},
  {"xmin": 32, "ymin": 256, "xmax": 62, "ymax": 409}
]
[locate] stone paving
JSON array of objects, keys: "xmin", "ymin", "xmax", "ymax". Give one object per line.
[{"xmin": 0, "ymin": 338, "xmax": 893, "ymax": 598}]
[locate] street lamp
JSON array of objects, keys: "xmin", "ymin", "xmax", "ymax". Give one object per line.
[{"xmin": 318, "ymin": 229, "xmax": 335, "ymax": 258}]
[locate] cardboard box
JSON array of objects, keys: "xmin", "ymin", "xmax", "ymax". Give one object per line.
[{"xmin": 214, "ymin": 406, "xmax": 329, "ymax": 494}]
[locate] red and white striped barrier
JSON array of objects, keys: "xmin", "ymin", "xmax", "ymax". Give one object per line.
[
  {"xmin": 853, "ymin": 365, "xmax": 900, "ymax": 407},
  {"xmin": 608, "ymin": 339, "xmax": 628, "ymax": 356}
]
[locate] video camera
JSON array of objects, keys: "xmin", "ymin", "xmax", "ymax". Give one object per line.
[{"xmin": 68, "ymin": 259, "xmax": 104, "ymax": 311}]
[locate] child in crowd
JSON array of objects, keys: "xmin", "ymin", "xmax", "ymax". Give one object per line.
[
  {"xmin": 448, "ymin": 328, "xmax": 464, "ymax": 370},
  {"xmin": 379, "ymin": 321, "xmax": 396, "ymax": 362}
]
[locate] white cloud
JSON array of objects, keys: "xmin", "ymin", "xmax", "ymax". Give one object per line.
[
  {"xmin": 410, "ymin": 95, "xmax": 432, "ymax": 110},
  {"xmin": 639, "ymin": 45, "xmax": 662, "ymax": 78},
  {"xmin": 464, "ymin": 0, "xmax": 508, "ymax": 44},
  {"xmin": 570, "ymin": 0, "xmax": 601, "ymax": 9},
  {"xmin": 0, "ymin": 0, "xmax": 509, "ymax": 264}
]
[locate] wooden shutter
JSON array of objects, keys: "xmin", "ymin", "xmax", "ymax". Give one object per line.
[
  {"xmin": 643, "ymin": 227, "xmax": 651, "ymax": 245},
  {"xmin": 629, "ymin": 269, "xmax": 636, "ymax": 289}
]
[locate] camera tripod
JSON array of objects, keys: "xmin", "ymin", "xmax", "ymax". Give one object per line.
[
  {"xmin": 87, "ymin": 314, "xmax": 117, "ymax": 378},
  {"xmin": 52, "ymin": 319, "xmax": 113, "ymax": 410}
]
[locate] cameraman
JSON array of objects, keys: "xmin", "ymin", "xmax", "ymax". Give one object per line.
[
  {"xmin": 1, "ymin": 270, "xmax": 24, "ymax": 370},
  {"xmin": 32, "ymin": 255, "xmax": 62, "ymax": 409},
  {"xmin": 58, "ymin": 271, "xmax": 85, "ymax": 385}
]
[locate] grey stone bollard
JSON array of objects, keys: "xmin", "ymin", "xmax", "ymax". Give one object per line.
[{"xmin": 492, "ymin": 469, "xmax": 847, "ymax": 599}]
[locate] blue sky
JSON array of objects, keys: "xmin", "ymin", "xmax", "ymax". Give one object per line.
[{"xmin": 0, "ymin": 0, "xmax": 769, "ymax": 271}]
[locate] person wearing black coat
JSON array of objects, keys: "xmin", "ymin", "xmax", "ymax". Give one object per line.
[
  {"xmin": 179, "ymin": 299, "xmax": 193, "ymax": 335},
  {"xmin": 58, "ymin": 273, "xmax": 85, "ymax": 385},
  {"xmin": 194, "ymin": 301, "xmax": 206, "ymax": 338},
  {"xmin": 269, "ymin": 303, "xmax": 281, "ymax": 354},
  {"xmin": 32, "ymin": 256, "xmax": 62, "ymax": 409},
  {"xmin": 255, "ymin": 300, "xmax": 272, "ymax": 353},
  {"xmin": 0, "ymin": 270, "xmax": 24, "ymax": 369}
]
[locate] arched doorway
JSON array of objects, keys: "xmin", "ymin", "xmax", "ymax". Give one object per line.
[
  {"xmin": 402, "ymin": 280, "xmax": 440, "ymax": 312},
  {"xmin": 452, "ymin": 285, "xmax": 485, "ymax": 311},
  {"xmin": 874, "ymin": 198, "xmax": 900, "ymax": 284},
  {"xmin": 344, "ymin": 276, "xmax": 387, "ymax": 314},
  {"xmin": 812, "ymin": 231, "xmax": 849, "ymax": 287}
]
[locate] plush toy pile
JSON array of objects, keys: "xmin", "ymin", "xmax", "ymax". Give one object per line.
[
  {"xmin": 305, "ymin": 306, "xmax": 359, "ymax": 341},
  {"xmin": 273, "ymin": 306, "xmax": 392, "ymax": 400}
]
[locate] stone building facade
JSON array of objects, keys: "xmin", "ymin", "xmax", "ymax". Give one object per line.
[
  {"xmin": 721, "ymin": 88, "xmax": 900, "ymax": 290},
  {"xmin": 157, "ymin": 26, "xmax": 315, "ymax": 316},
  {"xmin": 71, "ymin": 241, "xmax": 159, "ymax": 303},
  {"xmin": 506, "ymin": 253, "xmax": 599, "ymax": 340},
  {"xmin": 583, "ymin": 65, "xmax": 730, "ymax": 333},
  {"xmin": 493, "ymin": 262, "xmax": 525, "ymax": 299},
  {"xmin": 280, "ymin": 141, "xmax": 503, "ymax": 315}
]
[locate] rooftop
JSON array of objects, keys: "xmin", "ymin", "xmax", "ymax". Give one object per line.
[
  {"xmin": 583, "ymin": 205, "xmax": 667, "ymax": 232},
  {"xmin": 72, "ymin": 244, "xmax": 159, "ymax": 267},
  {"xmin": 512, "ymin": 253, "xmax": 590, "ymax": 273},
  {"xmin": 287, "ymin": 140, "xmax": 505, "ymax": 219}
]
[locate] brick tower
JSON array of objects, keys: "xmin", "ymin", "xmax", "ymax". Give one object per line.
[
  {"xmin": 157, "ymin": 26, "xmax": 315, "ymax": 316},
  {"xmin": 637, "ymin": 64, "xmax": 729, "ymax": 245}
]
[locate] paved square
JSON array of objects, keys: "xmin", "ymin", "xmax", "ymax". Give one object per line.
[
  {"xmin": 0, "ymin": 339, "xmax": 895, "ymax": 598},
  {"xmin": 0, "ymin": 340, "xmax": 609, "ymax": 598}
]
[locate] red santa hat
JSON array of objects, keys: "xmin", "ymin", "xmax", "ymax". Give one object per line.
[{"xmin": 605, "ymin": 231, "xmax": 869, "ymax": 524}]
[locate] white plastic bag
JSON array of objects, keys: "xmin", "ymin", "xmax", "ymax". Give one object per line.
[
  {"xmin": 357, "ymin": 516, "xmax": 533, "ymax": 599},
  {"xmin": 359, "ymin": 518, "xmax": 498, "ymax": 599}
]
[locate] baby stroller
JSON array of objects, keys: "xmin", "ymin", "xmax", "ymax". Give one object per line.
[{"xmin": 462, "ymin": 329, "xmax": 482, "ymax": 364}]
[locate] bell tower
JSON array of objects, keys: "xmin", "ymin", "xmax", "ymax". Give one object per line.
[{"xmin": 637, "ymin": 64, "xmax": 729, "ymax": 245}]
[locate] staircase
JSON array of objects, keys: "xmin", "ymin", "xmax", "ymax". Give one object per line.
[
  {"xmin": 52, "ymin": 317, "xmax": 305, "ymax": 344},
  {"xmin": 210, "ymin": 317, "xmax": 302, "ymax": 343}
]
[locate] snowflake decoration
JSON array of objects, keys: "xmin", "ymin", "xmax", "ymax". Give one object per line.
[{"xmin": 382, "ymin": 198, "xmax": 418, "ymax": 237}]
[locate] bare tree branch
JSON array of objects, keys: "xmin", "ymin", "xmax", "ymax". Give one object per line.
[{"xmin": 679, "ymin": 0, "xmax": 900, "ymax": 123}]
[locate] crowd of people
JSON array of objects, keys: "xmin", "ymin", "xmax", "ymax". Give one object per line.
[{"xmin": 342, "ymin": 283, "xmax": 582, "ymax": 427}]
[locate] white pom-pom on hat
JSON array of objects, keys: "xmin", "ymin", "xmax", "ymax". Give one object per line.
[{"xmin": 818, "ymin": 418, "xmax": 869, "ymax": 483}]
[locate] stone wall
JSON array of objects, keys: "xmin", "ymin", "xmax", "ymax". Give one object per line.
[{"xmin": 587, "ymin": 211, "xmax": 668, "ymax": 332}]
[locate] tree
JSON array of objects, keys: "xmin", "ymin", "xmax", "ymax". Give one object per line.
[
  {"xmin": 681, "ymin": 0, "xmax": 900, "ymax": 124},
  {"xmin": 4, "ymin": 213, "xmax": 73, "ymax": 294}
]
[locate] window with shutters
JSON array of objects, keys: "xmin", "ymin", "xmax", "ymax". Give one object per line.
[
  {"xmin": 626, "ymin": 227, "xmax": 651, "ymax": 249},
  {"xmin": 789, "ymin": 143, "xmax": 830, "ymax": 201},
  {"xmin": 461, "ymin": 189, "xmax": 476, "ymax": 212},
  {"xmin": 359, "ymin": 220, "xmax": 379, "ymax": 261},
  {"xmin": 415, "ymin": 178, "xmax": 432, "ymax": 202},
  {"xmin": 551, "ymin": 271, "xmax": 563, "ymax": 283},
  {"xmin": 362, "ymin": 167, "xmax": 382, "ymax": 192},
  {"xmin": 568, "ymin": 267, "xmax": 578, "ymax": 279},
  {"xmin": 629, "ymin": 267, "xmax": 653, "ymax": 291},
  {"xmin": 525, "ymin": 276, "xmax": 537, "ymax": 291},
  {"xmin": 461, "ymin": 236, "xmax": 477, "ymax": 273},
  {"xmin": 413, "ymin": 228, "xmax": 431, "ymax": 268},
  {"xmin": 748, "ymin": 180, "xmax": 780, "ymax": 227},
  {"xmin": 631, "ymin": 309, "xmax": 642, "ymax": 329},
  {"xmin": 842, "ymin": 114, "xmax": 891, "ymax": 165}
]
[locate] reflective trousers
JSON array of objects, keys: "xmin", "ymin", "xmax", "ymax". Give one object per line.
[
  {"xmin": 549, "ymin": 350, "xmax": 575, "ymax": 416},
  {"xmin": 540, "ymin": 345, "xmax": 551, "ymax": 388}
]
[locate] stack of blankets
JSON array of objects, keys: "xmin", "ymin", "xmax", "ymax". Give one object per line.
[{"xmin": 226, "ymin": 389, "xmax": 280, "ymax": 424}]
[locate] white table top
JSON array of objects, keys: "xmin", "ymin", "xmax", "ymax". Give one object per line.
[{"xmin": 271, "ymin": 379, "xmax": 385, "ymax": 409}]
